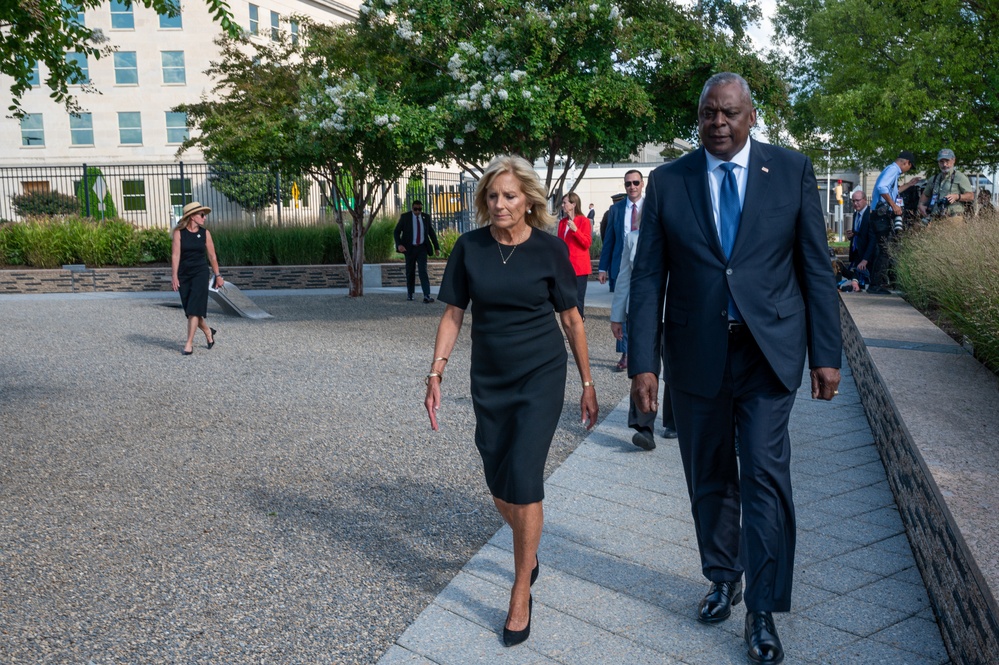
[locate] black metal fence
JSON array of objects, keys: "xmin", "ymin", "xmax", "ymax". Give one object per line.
[{"xmin": 0, "ymin": 162, "xmax": 476, "ymax": 232}]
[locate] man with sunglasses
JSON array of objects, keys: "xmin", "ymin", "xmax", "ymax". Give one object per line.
[
  {"xmin": 599, "ymin": 170, "xmax": 645, "ymax": 371},
  {"xmin": 394, "ymin": 200, "xmax": 441, "ymax": 303}
]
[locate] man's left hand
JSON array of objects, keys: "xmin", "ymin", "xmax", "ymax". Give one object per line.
[{"xmin": 810, "ymin": 367, "xmax": 841, "ymax": 401}]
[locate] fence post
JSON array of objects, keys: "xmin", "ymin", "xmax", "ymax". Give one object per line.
[
  {"xmin": 179, "ymin": 161, "xmax": 188, "ymax": 204},
  {"xmin": 82, "ymin": 163, "xmax": 91, "ymax": 217},
  {"xmin": 275, "ymin": 171, "xmax": 282, "ymax": 227}
]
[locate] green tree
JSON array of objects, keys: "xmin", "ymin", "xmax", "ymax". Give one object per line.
[
  {"xmin": 2, "ymin": 0, "xmax": 238, "ymax": 117},
  {"xmin": 180, "ymin": 25, "xmax": 436, "ymax": 295},
  {"xmin": 774, "ymin": 0, "xmax": 999, "ymax": 168},
  {"xmin": 360, "ymin": 0, "xmax": 786, "ymax": 194}
]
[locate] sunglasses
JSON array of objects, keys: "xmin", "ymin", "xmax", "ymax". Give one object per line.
[
  {"xmin": 625, "ymin": 180, "xmax": 642, "ymax": 187},
  {"xmin": 412, "ymin": 207, "xmax": 422, "ymax": 211}
]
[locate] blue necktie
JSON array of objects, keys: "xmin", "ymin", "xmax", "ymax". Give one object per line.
[{"xmin": 719, "ymin": 163, "xmax": 742, "ymax": 321}]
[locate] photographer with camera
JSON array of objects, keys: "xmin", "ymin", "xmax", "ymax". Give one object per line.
[
  {"xmin": 868, "ymin": 150, "xmax": 922, "ymax": 294},
  {"xmin": 918, "ymin": 149, "xmax": 974, "ymax": 226}
]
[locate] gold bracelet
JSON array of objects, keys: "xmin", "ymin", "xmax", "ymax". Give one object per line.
[
  {"xmin": 582, "ymin": 380, "xmax": 595, "ymax": 388},
  {"xmin": 434, "ymin": 357, "xmax": 449, "ymax": 363},
  {"xmin": 426, "ymin": 372, "xmax": 443, "ymax": 386}
]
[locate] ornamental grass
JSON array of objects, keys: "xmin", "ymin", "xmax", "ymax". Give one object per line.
[{"xmin": 891, "ymin": 211, "xmax": 999, "ymax": 373}]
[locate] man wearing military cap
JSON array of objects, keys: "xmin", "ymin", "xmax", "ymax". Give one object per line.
[{"xmin": 918, "ymin": 148, "xmax": 974, "ymax": 225}]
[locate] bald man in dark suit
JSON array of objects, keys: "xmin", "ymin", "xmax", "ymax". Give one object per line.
[{"xmin": 628, "ymin": 73, "xmax": 842, "ymax": 665}]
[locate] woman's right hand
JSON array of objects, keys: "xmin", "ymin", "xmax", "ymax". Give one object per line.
[
  {"xmin": 425, "ymin": 378, "xmax": 442, "ymax": 431},
  {"xmin": 171, "ymin": 276, "xmax": 179, "ymax": 291}
]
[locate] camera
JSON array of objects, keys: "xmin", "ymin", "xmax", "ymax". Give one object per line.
[{"xmin": 892, "ymin": 216, "xmax": 904, "ymax": 233}]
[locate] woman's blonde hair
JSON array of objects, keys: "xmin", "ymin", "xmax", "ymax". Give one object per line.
[
  {"xmin": 562, "ymin": 191, "xmax": 583, "ymax": 219},
  {"xmin": 474, "ymin": 155, "xmax": 555, "ymax": 229}
]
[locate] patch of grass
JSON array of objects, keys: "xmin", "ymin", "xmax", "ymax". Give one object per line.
[{"xmin": 891, "ymin": 212, "xmax": 999, "ymax": 373}]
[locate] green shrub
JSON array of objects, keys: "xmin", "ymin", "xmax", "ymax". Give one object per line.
[
  {"xmin": 75, "ymin": 167, "xmax": 118, "ymax": 219},
  {"xmin": 891, "ymin": 213, "xmax": 999, "ymax": 373},
  {"xmin": 436, "ymin": 229, "xmax": 460, "ymax": 260},
  {"xmin": 20, "ymin": 221, "xmax": 71, "ymax": 268},
  {"xmin": 137, "ymin": 228, "xmax": 172, "ymax": 263},
  {"xmin": 272, "ymin": 227, "xmax": 325, "ymax": 265},
  {"xmin": 322, "ymin": 224, "xmax": 349, "ymax": 264},
  {"xmin": 364, "ymin": 218, "xmax": 396, "ymax": 263},
  {"xmin": 0, "ymin": 222, "xmax": 27, "ymax": 265},
  {"xmin": 11, "ymin": 190, "xmax": 78, "ymax": 217},
  {"xmin": 589, "ymin": 233, "xmax": 602, "ymax": 260},
  {"xmin": 212, "ymin": 226, "xmax": 274, "ymax": 266}
]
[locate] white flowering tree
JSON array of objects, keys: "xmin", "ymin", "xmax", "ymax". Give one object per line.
[
  {"xmin": 357, "ymin": 0, "xmax": 783, "ymax": 196},
  {"xmin": 182, "ymin": 24, "xmax": 440, "ymax": 296}
]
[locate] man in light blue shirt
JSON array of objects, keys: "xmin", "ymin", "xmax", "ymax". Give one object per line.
[{"xmin": 869, "ymin": 150, "xmax": 921, "ymax": 293}]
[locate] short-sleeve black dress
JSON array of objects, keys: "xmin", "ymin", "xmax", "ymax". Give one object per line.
[
  {"xmin": 438, "ymin": 226, "xmax": 578, "ymax": 504},
  {"xmin": 177, "ymin": 227, "xmax": 210, "ymax": 318}
]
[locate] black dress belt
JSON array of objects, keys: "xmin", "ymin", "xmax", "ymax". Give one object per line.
[{"xmin": 728, "ymin": 321, "xmax": 748, "ymax": 334}]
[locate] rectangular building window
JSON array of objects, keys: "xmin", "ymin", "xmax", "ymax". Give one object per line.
[
  {"xmin": 170, "ymin": 178, "xmax": 192, "ymax": 214},
  {"xmin": 27, "ymin": 61, "xmax": 40, "ymax": 86},
  {"xmin": 114, "ymin": 51, "xmax": 138, "ymax": 84},
  {"xmin": 159, "ymin": 0, "xmax": 182, "ymax": 28},
  {"xmin": 165, "ymin": 111, "xmax": 189, "ymax": 144},
  {"xmin": 20, "ymin": 114, "xmax": 45, "ymax": 146},
  {"xmin": 70, "ymin": 113, "xmax": 94, "ymax": 146},
  {"xmin": 118, "ymin": 112, "xmax": 142, "ymax": 144},
  {"xmin": 66, "ymin": 53, "xmax": 89, "ymax": 84},
  {"xmin": 290, "ymin": 20, "xmax": 299, "ymax": 45},
  {"xmin": 270, "ymin": 10, "xmax": 280, "ymax": 41},
  {"xmin": 110, "ymin": 0, "xmax": 134, "ymax": 29},
  {"xmin": 121, "ymin": 180, "xmax": 147, "ymax": 212},
  {"xmin": 62, "ymin": 0, "xmax": 85, "ymax": 25},
  {"xmin": 248, "ymin": 4, "xmax": 258, "ymax": 35},
  {"xmin": 161, "ymin": 51, "xmax": 186, "ymax": 84}
]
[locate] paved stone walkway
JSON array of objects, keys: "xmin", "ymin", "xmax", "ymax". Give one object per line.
[{"xmin": 379, "ymin": 349, "xmax": 952, "ymax": 663}]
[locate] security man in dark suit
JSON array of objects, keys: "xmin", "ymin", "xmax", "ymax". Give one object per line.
[
  {"xmin": 629, "ymin": 73, "xmax": 842, "ymax": 665},
  {"xmin": 847, "ymin": 190, "xmax": 876, "ymax": 278},
  {"xmin": 394, "ymin": 200, "xmax": 440, "ymax": 303}
]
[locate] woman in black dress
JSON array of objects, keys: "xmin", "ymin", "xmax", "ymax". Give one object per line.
[
  {"xmin": 425, "ymin": 155, "xmax": 598, "ymax": 647},
  {"xmin": 171, "ymin": 202, "xmax": 223, "ymax": 355}
]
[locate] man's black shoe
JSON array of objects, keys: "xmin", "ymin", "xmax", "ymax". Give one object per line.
[
  {"xmin": 745, "ymin": 611, "xmax": 784, "ymax": 664},
  {"xmin": 661, "ymin": 426, "xmax": 678, "ymax": 439},
  {"xmin": 867, "ymin": 285, "xmax": 890, "ymax": 295},
  {"xmin": 631, "ymin": 427, "xmax": 655, "ymax": 451},
  {"xmin": 697, "ymin": 580, "xmax": 743, "ymax": 623},
  {"xmin": 407, "ymin": 294, "xmax": 414, "ymax": 301},
  {"xmin": 423, "ymin": 296, "xmax": 435, "ymax": 304}
]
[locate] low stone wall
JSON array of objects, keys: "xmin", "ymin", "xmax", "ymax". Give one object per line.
[
  {"xmin": 841, "ymin": 298, "xmax": 999, "ymax": 665},
  {"xmin": 0, "ymin": 264, "xmax": 453, "ymax": 294}
]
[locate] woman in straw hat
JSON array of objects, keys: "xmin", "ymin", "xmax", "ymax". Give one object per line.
[{"xmin": 171, "ymin": 202, "xmax": 223, "ymax": 355}]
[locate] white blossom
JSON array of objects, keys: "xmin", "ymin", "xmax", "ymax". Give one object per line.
[
  {"xmin": 464, "ymin": 122, "xmax": 477, "ymax": 132},
  {"xmin": 511, "ymin": 70, "xmax": 527, "ymax": 81},
  {"xmin": 390, "ymin": 114, "xmax": 400, "ymax": 122},
  {"xmin": 374, "ymin": 115, "xmax": 389, "ymax": 126},
  {"xmin": 609, "ymin": 5, "xmax": 620, "ymax": 19},
  {"xmin": 375, "ymin": 9, "xmax": 385, "ymax": 18},
  {"xmin": 497, "ymin": 89, "xmax": 509, "ymax": 101},
  {"xmin": 453, "ymin": 137, "xmax": 465, "ymax": 145},
  {"xmin": 522, "ymin": 90, "xmax": 532, "ymax": 99},
  {"xmin": 436, "ymin": 138, "xmax": 445, "ymax": 149},
  {"xmin": 589, "ymin": 3, "xmax": 599, "ymax": 11}
]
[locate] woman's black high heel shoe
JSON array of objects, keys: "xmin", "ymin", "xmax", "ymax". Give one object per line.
[
  {"xmin": 207, "ymin": 328, "xmax": 217, "ymax": 349},
  {"xmin": 502, "ymin": 595, "xmax": 532, "ymax": 647},
  {"xmin": 530, "ymin": 556, "xmax": 540, "ymax": 586}
]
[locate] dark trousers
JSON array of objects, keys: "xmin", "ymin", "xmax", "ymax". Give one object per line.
[
  {"xmin": 628, "ymin": 357, "xmax": 675, "ymax": 432},
  {"xmin": 405, "ymin": 245, "xmax": 431, "ymax": 298},
  {"xmin": 870, "ymin": 231, "xmax": 892, "ymax": 288},
  {"xmin": 670, "ymin": 329, "xmax": 797, "ymax": 612},
  {"xmin": 575, "ymin": 274, "xmax": 588, "ymax": 319}
]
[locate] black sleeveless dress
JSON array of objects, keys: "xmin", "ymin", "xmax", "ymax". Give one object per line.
[
  {"xmin": 438, "ymin": 226, "xmax": 578, "ymax": 504},
  {"xmin": 177, "ymin": 227, "xmax": 210, "ymax": 318}
]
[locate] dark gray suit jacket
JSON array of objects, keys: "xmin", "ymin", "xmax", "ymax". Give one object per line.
[{"xmin": 628, "ymin": 141, "xmax": 841, "ymax": 397}]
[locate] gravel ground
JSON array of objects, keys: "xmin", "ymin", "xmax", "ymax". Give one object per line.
[{"xmin": 0, "ymin": 292, "xmax": 632, "ymax": 664}]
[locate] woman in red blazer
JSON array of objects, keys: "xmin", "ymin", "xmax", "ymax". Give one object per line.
[{"xmin": 558, "ymin": 191, "xmax": 593, "ymax": 319}]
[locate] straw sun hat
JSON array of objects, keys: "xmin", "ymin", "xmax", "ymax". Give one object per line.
[{"xmin": 180, "ymin": 201, "xmax": 212, "ymax": 222}]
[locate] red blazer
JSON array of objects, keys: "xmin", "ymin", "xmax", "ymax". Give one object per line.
[{"xmin": 558, "ymin": 214, "xmax": 593, "ymax": 276}]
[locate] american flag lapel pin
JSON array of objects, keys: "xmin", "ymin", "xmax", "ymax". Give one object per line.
[{"xmin": 761, "ymin": 167, "xmax": 769, "ymax": 173}]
